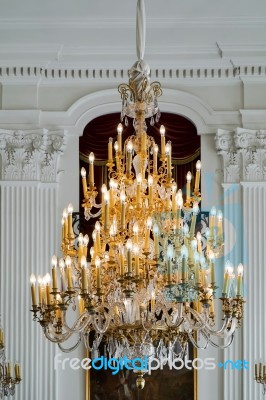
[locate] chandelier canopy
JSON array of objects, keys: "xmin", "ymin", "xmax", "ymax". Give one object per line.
[{"xmin": 30, "ymin": 0, "xmax": 244, "ymax": 386}]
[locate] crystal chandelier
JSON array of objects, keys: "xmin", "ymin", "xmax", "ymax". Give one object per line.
[
  {"xmin": 255, "ymin": 363, "xmax": 266, "ymax": 395},
  {"xmin": 0, "ymin": 323, "xmax": 21, "ymax": 398},
  {"xmin": 30, "ymin": 0, "xmax": 244, "ymax": 385}
]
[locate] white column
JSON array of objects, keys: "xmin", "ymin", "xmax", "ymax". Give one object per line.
[
  {"xmin": 0, "ymin": 129, "xmax": 65, "ymax": 400},
  {"xmin": 222, "ymin": 183, "xmax": 243, "ymax": 400},
  {"xmin": 216, "ymin": 128, "xmax": 266, "ymax": 400},
  {"xmin": 242, "ymin": 182, "xmax": 266, "ymax": 400}
]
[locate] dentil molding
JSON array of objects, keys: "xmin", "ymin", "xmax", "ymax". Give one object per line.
[
  {"xmin": 0, "ymin": 129, "xmax": 65, "ymax": 182},
  {"xmin": 215, "ymin": 127, "xmax": 266, "ymax": 183}
]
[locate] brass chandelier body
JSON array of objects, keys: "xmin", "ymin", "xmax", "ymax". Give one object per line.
[
  {"xmin": 30, "ymin": 0, "xmax": 244, "ymax": 371},
  {"xmin": 0, "ymin": 326, "xmax": 21, "ymax": 398}
]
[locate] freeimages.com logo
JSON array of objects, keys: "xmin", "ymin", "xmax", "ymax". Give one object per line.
[{"xmin": 54, "ymin": 354, "xmax": 249, "ymax": 375}]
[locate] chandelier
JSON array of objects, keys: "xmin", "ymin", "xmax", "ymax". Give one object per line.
[
  {"xmin": 255, "ymin": 363, "xmax": 266, "ymax": 395},
  {"xmin": 30, "ymin": 0, "xmax": 244, "ymax": 387},
  {"xmin": 0, "ymin": 324, "xmax": 21, "ymax": 398}
]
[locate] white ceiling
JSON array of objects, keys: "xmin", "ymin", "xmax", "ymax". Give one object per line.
[{"xmin": 1, "ymin": 0, "xmax": 266, "ymax": 68}]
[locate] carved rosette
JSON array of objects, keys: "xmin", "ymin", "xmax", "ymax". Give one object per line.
[
  {"xmin": 0, "ymin": 129, "xmax": 65, "ymax": 182},
  {"xmin": 215, "ymin": 128, "xmax": 266, "ymax": 183}
]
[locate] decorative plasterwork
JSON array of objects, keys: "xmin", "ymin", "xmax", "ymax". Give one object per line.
[
  {"xmin": 215, "ymin": 127, "xmax": 266, "ymax": 183},
  {"xmin": 0, "ymin": 129, "xmax": 65, "ymax": 182}
]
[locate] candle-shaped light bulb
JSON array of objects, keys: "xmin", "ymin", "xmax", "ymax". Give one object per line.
[
  {"xmin": 126, "ymin": 140, "xmax": 133, "ymax": 152},
  {"xmin": 160, "ymin": 125, "xmax": 166, "ymax": 156},
  {"xmin": 51, "ymin": 255, "xmax": 58, "ymax": 290},
  {"xmin": 166, "ymin": 244, "xmax": 173, "ymax": 282},
  {"xmin": 81, "ymin": 167, "xmax": 86, "ymax": 178},
  {"xmin": 126, "ymin": 239, "xmax": 133, "ymax": 274},
  {"xmin": 114, "ymin": 141, "xmax": 119, "ymax": 152},
  {"xmin": 67, "ymin": 203, "xmax": 73, "ymax": 214},
  {"xmin": 117, "ymin": 123, "xmax": 123, "ymax": 151},
  {"xmin": 83, "ymin": 234, "xmax": 89, "ymax": 247},
  {"xmin": 210, "ymin": 206, "xmax": 217, "ymax": 237},
  {"xmin": 95, "ymin": 256, "xmax": 101, "ymax": 290},
  {"xmin": 209, "ymin": 250, "xmax": 215, "ymax": 284},
  {"xmin": 222, "ymin": 260, "xmax": 233, "ymax": 296},
  {"xmin": 137, "ymin": 173, "xmax": 142, "ymax": 184},
  {"xmin": 148, "ymin": 175, "xmax": 154, "ymax": 204},
  {"xmin": 196, "ymin": 160, "xmax": 202, "ymax": 171},
  {"xmin": 95, "ymin": 221, "xmax": 100, "ymax": 232},
  {"xmin": 165, "ymin": 141, "xmax": 172, "ymax": 178},
  {"xmin": 236, "ymin": 263, "xmax": 244, "ymax": 297},
  {"xmin": 133, "ymin": 222, "xmax": 139, "ymax": 238},
  {"xmin": 153, "ymin": 144, "xmax": 158, "ymax": 173},
  {"xmin": 108, "ymin": 137, "xmax": 113, "ymax": 161},
  {"xmin": 88, "ymin": 152, "xmax": 95, "ymax": 185},
  {"xmin": 194, "ymin": 160, "xmax": 201, "ymax": 193},
  {"xmin": 117, "ymin": 123, "xmax": 123, "ymax": 135},
  {"xmin": 81, "ymin": 255, "xmax": 88, "ymax": 291},
  {"xmin": 30, "ymin": 274, "xmax": 37, "ymax": 306},
  {"xmin": 186, "ymin": 171, "xmax": 192, "ymax": 203},
  {"xmin": 217, "ymin": 209, "xmax": 223, "ymax": 243}
]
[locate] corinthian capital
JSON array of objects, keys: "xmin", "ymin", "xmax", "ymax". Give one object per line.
[{"xmin": 0, "ymin": 129, "xmax": 65, "ymax": 182}]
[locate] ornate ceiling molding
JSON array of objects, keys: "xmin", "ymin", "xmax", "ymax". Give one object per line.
[
  {"xmin": 0, "ymin": 65, "xmax": 263, "ymax": 83},
  {"xmin": 0, "ymin": 129, "xmax": 65, "ymax": 182},
  {"xmin": 215, "ymin": 127, "xmax": 266, "ymax": 183}
]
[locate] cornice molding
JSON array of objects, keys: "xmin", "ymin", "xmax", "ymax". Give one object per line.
[
  {"xmin": 0, "ymin": 129, "xmax": 65, "ymax": 182},
  {"xmin": 0, "ymin": 65, "xmax": 259, "ymax": 83},
  {"xmin": 215, "ymin": 127, "xmax": 266, "ymax": 183}
]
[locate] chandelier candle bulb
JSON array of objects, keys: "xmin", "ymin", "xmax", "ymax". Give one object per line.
[
  {"xmin": 136, "ymin": 173, "xmax": 142, "ymax": 207},
  {"xmin": 117, "ymin": 123, "xmax": 123, "ymax": 152},
  {"xmin": 95, "ymin": 222, "xmax": 101, "ymax": 251},
  {"xmin": 51, "ymin": 259, "xmax": 58, "ymax": 291},
  {"xmin": 104, "ymin": 191, "xmax": 110, "ymax": 231},
  {"xmin": 172, "ymin": 184, "xmax": 177, "ymax": 212},
  {"xmin": 77, "ymin": 234, "xmax": 84, "ymax": 259},
  {"xmin": 119, "ymin": 247, "xmax": 125, "ymax": 276},
  {"xmin": 194, "ymin": 253, "xmax": 200, "ymax": 285},
  {"xmin": 15, "ymin": 363, "xmax": 21, "ymax": 380},
  {"xmin": 63, "ymin": 209, "xmax": 68, "ymax": 242},
  {"xmin": 133, "ymin": 222, "xmax": 139, "ymax": 244},
  {"xmin": 165, "ymin": 142, "xmax": 172, "ymax": 179},
  {"xmin": 108, "ymin": 137, "xmax": 113, "ymax": 161},
  {"xmin": 148, "ymin": 175, "xmax": 153, "ymax": 204},
  {"xmin": 194, "ymin": 160, "xmax": 201, "ymax": 193},
  {"xmin": 236, "ymin": 263, "xmax": 244, "ymax": 297},
  {"xmin": 153, "ymin": 144, "xmax": 158, "ymax": 173},
  {"xmin": 95, "ymin": 257, "xmax": 101, "ymax": 289},
  {"xmin": 126, "ymin": 239, "xmax": 133, "ymax": 274},
  {"xmin": 222, "ymin": 261, "xmax": 233, "ymax": 296},
  {"xmin": 65, "ymin": 257, "xmax": 73, "ymax": 291},
  {"xmin": 6, "ymin": 362, "xmax": 11, "ymax": 379},
  {"xmin": 144, "ymin": 217, "xmax": 152, "ymax": 252},
  {"xmin": 186, "ymin": 172, "xmax": 192, "ymax": 203},
  {"xmin": 30, "ymin": 274, "xmax": 37, "ymax": 306},
  {"xmin": 210, "ymin": 207, "xmax": 216, "ymax": 237},
  {"xmin": 217, "ymin": 210, "xmax": 223, "ymax": 243},
  {"xmin": 78, "ymin": 296, "xmax": 85, "ymax": 314},
  {"xmin": 181, "ymin": 245, "xmax": 188, "ymax": 282},
  {"xmin": 81, "ymin": 256, "xmax": 88, "ymax": 291},
  {"xmin": 126, "ymin": 141, "xmax": 133, "ymax": 176},
  {"xmin": 153, "ymin": 224, "xmax": 160, "ymax": 258},
  {"xmin": 81, "ymin": 167, "xmax": 87, "ymax": 198},
  {"xmin": 45, "ymin": 274, "xmax": 52, "ymax": 305},
  {"xmin": 120, "ymin": 191, "xmax": 126, "ymax": 229},
  {"xmin": 83, "ymin": 235, "xmax": 89, "ymax": 257},
  {"xmin": 189, "ymin": 203, "xmax": 198, "ymax": 236},
  {"xmin": 88, "ymin": 152, "xmax": 95, "ymax": 185},
  {"xmin": 160, "ymin": 125, "xmax": 166, "ymax": 157},
  {"xmin": 209, "ymin": 251, "xmax": 215, "ymax": 284},
  {"xmin": 67, "ymin": 203, "xmax": 74, "ymax": 241}
]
